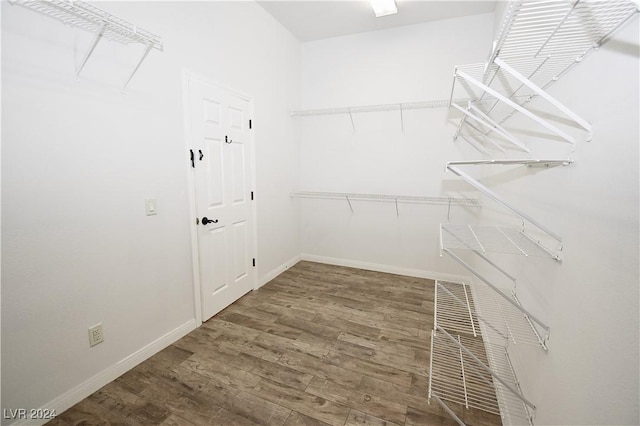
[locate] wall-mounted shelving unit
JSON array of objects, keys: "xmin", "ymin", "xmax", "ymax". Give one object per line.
[
  {"xmin": 449, "ymin": 0, "xmax": 638, "ymax": 153},
  {"xmin": 430, "ymin": 282, "xmax": 539, "ymax": 425},
  {"xmin": 10, "ymin": 0, "xmax": 163, "ymax": 88},
  {"xmin": 433, "ymin": 1, "xmax": 638, "ymax": 424}
]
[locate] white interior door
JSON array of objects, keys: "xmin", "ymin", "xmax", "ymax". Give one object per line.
[{"xmin": 186, "ymin": 75, "xmax": 255, "ymax": 322}]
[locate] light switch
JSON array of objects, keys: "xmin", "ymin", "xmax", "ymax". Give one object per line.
[{"xmin": 145, "ymin": 198, "xmax": 157, "ymax": 216}]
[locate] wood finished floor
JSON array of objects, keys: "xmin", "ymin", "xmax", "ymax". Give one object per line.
[{"xmin": 48, "ymin": 261, "xmax": 501, "ymax": 426}]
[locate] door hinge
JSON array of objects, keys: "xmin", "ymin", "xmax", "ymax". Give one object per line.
[
  {"xmin": 252, "ymin": 258, "xmax": 256, "ymax": 267},
  {"xmin": 251, "ymin": 191, "xmax": 254, "ymax": 201},
  {"xmin": 249, "ymin": 119, "xmax": 252, "ymax": 129}
]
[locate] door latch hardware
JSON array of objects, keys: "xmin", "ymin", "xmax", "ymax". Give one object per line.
[
  {"xmin": 202, "ymin": 217, "xmax": 218, "ymax": 225},
  {"xmin": 225, "ymin": 136, "xmax": 232, "ymax": 144},
  {"xmin": 190, "ymin": 149, "xmax": 195, "ymax": 168},
  {"xmin": 199, "ymin": 149, "xmax": 204, "ymax": 161}
]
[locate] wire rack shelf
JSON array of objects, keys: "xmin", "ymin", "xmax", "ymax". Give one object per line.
[
  {"xmin": 10, "ymin": 0, "xmax": 163, "ymax": 88},
  {"xmin": 437, "ymin": 280, "xmax": 547, "ymax": 352},
  {"xmin": 440, "ymin": 223, "xmax": 557, "ymax": 259},
  {"xmin": 429, "ymin": 327, "xmax": 535, "ymax": 426},
  {"xmin": 434, "ymin": 281, "xmax": 482, "ymax": 338},
  {"xmin": 291, "ymin": 191, "xmax": 481, "ymax": 206},
  {"xmin": 290, "ymin": 99, "xmax": 471, "ymax": 117},
  {"xmin": 11, "ymin": 0, "xmax": 163, "ymax": 49},
  {"xmin": 449, "ymin": 0, "xmax": 638, "ymax": 150}
]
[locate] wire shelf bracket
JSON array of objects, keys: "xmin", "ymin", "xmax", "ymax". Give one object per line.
[
  {"xmin": 493, "ymin": 57, "xmax": 592, "ymax": 139},
  {"xmin": 453, "ymin": 68, "xmax": 576, "ymax": 145},
  {"xmin": 11, "ymin": 0, "xmax": 163, "ymax": 88},
  {"xmin": 451, "ymin": 101, "xmax": 530, "ymax": 152},
  {"xmin": 439, "ymin": 246, "xmax": 550, "ymax": 348},
  {"xmin": 445, "ymin": 160, "xmax": 572, "ymax": 248}
]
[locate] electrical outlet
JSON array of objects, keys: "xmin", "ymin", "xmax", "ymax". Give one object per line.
[{"xmin": 88, "ymin": 323, "xmax": 104, "ymax": 347}]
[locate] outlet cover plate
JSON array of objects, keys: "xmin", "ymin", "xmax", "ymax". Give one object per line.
[{"xmin": 88, "ymin": 323, "xmax": 104, "ymax": 347}]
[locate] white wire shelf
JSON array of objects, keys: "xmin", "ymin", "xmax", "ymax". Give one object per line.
[
  {"xmin": 483, "ymin": 338, "xmax": 535, "ymax": 426},
  {"xmin": 447, "ymin": 159, "xmax": 572, "ymax": 167},
  {"xmin": 11, "ymin": 0, "xmax": 163, "ymax": 88},
  {"xmin": 472, "ymin": 283, "xmax": 547, "ymax": 349},
  {"xmin": 490, "ymin": 1, "xmax": 638, "ymax": 83},
  {"xmin": 437, "ymin": 279, "xmax": 547, "ymax": 352},
  {"xmin": 11, "ymin": 0, "xmax": 163, "ymax": 49},
  {"xmin": 449, "ymin": 0, "xmax": 638, "ymax": 149},
  {"xmin": 290, "ymin": 99, "xmax": 462, "ymax": 117},
  {"xmin": 429, "ymin": 327, "xmax": 535, "ymax": 425},
  {"xmin": 291, "ymin": 191, "xmax": 481, "ymax": 206},
  {"xmin": 435, "ymin": 281, "xmax": 482, "ymax": 338},
  {"xmin": 431, "ymin": 281, "xmax": 537, "ymax": 425},
  {"xmin": 440, "ymin": 223, "xmax": 558, "ymax": 259},
  {"xmin": 429, "ymin": 329, "xmax": 501, "ymax": 416}
]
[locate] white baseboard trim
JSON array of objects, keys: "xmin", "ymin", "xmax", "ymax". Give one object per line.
[
  {"xmin": 15, "ymin": 319, "xmax": 197, "ymax": 426},
  {"xmin": 256, "ymin": 254, "xmax": 302, "ymax": 289},
  {"xmin": 301, "ymin": 253, "xmax": 470, "ymax": 283}
]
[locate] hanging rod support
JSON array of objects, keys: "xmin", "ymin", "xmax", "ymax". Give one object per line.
[{"xmin": 348, "ymin": 107, "xmax": 355, "ymax": 133}]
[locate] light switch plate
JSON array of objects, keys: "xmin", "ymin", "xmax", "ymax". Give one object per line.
[{"xmin": 145, "ymin": 198, "xmax": 157, "ymax": 216}]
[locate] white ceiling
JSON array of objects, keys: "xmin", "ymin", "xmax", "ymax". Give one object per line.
[{"xmin": 258, "ymin": 0, "xmax": 497, "ymax": 42}]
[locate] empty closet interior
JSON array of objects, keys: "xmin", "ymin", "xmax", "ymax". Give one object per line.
[{"xmin": 2, "ymin": 1, "xmax": 639, "ymax": 425}]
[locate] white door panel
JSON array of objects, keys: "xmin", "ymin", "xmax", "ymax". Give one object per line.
[{"xmin": 186, "ymin": 76, "xmax": 255, "ymax": 322}]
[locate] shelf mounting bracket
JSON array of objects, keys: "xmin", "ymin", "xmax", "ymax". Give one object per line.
[
  {"xmin": 493, "ymin": 57, "xmax": 592, "ymax": 137},
  {"xmin": 123, "ymin": 41, "xmax": 153, "ymax": 89},
  {"xmin": 76, "ymin": 21, "xmax": 106, "ymax": 79},
  {"xmin": 455, "ymin": 69, "xmax": 576, "ymax": 146}
]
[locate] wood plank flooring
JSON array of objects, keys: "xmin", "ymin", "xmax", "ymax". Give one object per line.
[{"xmin": 48, "ymin": 261, "xmax": 501, "ymax": 426}]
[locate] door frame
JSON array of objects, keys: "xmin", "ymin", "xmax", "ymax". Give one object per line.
[{"xmin": 182, "ymin": 69, "xmax": 258, "ymax": 326}]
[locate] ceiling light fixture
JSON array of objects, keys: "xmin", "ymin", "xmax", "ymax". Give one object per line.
[{"xmin": 370, "ymin": 0, "xmax": 397, "ymax": 17}]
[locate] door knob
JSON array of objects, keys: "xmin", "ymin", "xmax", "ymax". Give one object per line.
[{"xmin": 202, "ymin": 217, "xmax": 218, "ymax": 225}]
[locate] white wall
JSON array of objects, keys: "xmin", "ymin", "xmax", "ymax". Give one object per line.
[
  {"xmin": 1, "ymin": 1, "xmax": 300, "ymax": 420},
  {"xmin": 465, "ymin": 15, "xmax": 640, "ymax": 425},
  {"xmin": 297, "ymin": 14, "xmax": 494, "ymax": 277}
]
